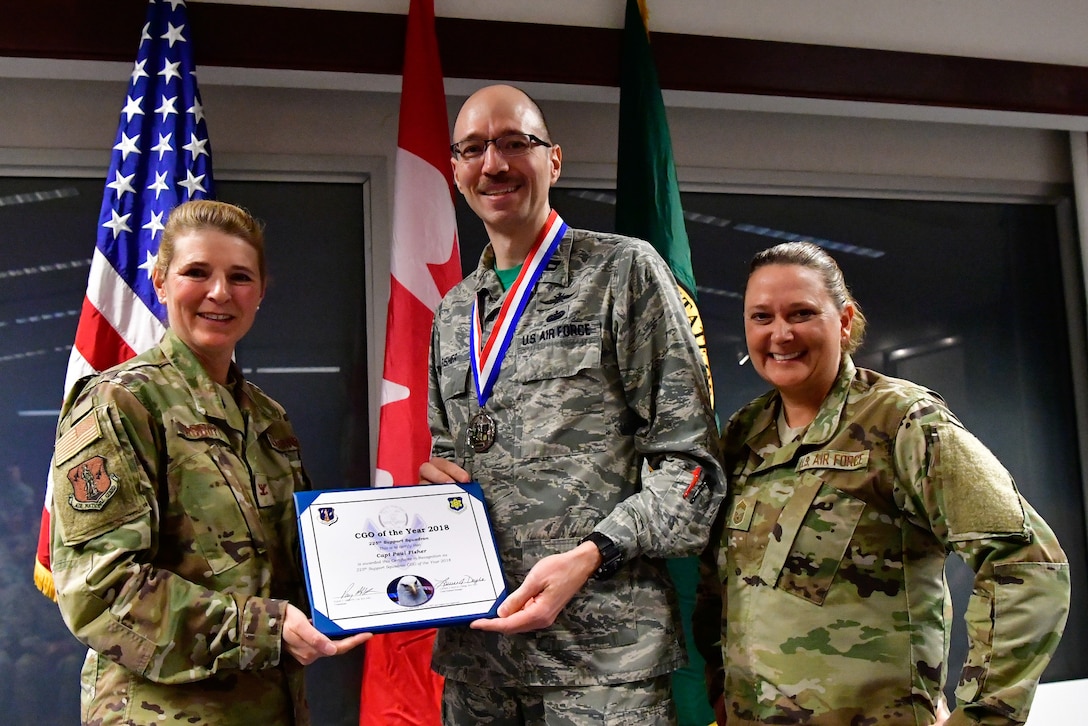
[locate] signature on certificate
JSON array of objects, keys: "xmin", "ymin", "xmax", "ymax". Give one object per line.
[
  {"xmin": 434, "ymin": 574, "xmax": 487, "ymax": 588},
  {"xmin": 338, "ymin": 583, "xmax": 377, "ymax": 601}
]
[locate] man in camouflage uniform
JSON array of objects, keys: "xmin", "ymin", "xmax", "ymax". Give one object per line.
[
  {"xmin": 421, "ymin": 84, "xmax": 724, "ymax": 724},
  {"xmin": 694, "ymin": 243, "xmax": 1070, "ymax": 726}
]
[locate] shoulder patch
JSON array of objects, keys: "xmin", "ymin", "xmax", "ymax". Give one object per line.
[
  {"xmin": 54, "ymin": 413, "xmax": 103, "ymax": 465},
  {"xmin": 931, "ymin": 422, "xmax": 1027, "ymax": 539},
  {"xmin": 65, "ymin": 455, "xmax": 120, "ymax": 511}
]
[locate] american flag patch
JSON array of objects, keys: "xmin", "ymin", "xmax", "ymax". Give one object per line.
[{"xmin": 54, "ymin": 414, "xmax": 103, "ymax": 466}]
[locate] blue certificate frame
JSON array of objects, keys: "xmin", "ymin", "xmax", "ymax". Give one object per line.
[{"xmin": 295, "ymin": 482, "xmax": 507, "ymax": 635}]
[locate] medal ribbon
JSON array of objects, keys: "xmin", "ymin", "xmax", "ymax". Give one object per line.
[{"xmin": 471, "ymin": 210, "xmax": 568, "ymax": 406}]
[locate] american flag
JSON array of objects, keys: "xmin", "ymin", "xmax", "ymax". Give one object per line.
[{"xmin": 34, "ymin": 0, "xmax": 215, "ymax": 598}]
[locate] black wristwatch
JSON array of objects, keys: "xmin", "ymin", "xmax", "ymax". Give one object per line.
[{"xmin": 580, "ymin": 531, "xmax": 625, "ymax": 580}]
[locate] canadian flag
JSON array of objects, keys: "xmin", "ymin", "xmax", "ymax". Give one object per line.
[{"xmin": 360, "ymin": 0, "xmax": 461, "ymax": 723}]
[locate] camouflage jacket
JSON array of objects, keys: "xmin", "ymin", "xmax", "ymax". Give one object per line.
[
  {"xmin": 50, "ymin": 329, "xmax": 312, "ymax": 725},
  {"xmin": 694, "ymin": 357, "xmax": 1070, "ymax": 726},
  {"xmin": 428, "ymin": 226, "xmax": 724, "ymax": 686}
]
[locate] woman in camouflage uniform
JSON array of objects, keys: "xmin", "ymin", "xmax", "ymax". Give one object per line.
[
  {"xmin": 695, "ymin": 241, "xmax": 1069, "ymax": 725},
  {"xmin": 50, "ymin": 200, "xmax": 367, "ymax": 725}
]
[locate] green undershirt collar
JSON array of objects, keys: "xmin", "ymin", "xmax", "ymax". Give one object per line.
[{"xmin": 495, "ymin": 264, "xmax": 523, "ymax": 291}]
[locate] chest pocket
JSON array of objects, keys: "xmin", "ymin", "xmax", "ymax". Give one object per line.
[
  {"xmin": 764, "ymin": 476, "xmax": 865, "ymax": 606},
  {"xmin": 437, "ymin": 361, "xmax": 473, "ymax": 460},
  {"xmin": 438, "ymin": 358, "xmax": 472, "ymax": 404},
  {"xmin": 169, "ymin": 421, "xmax": 259, "ymax": 577},
  {"xmin": 253, "ymin": 420, "xmax": 305, "ymax": 505},
  {"xmin": 512, "ymin": 329, "xmax": 606, "ymax": 460}
]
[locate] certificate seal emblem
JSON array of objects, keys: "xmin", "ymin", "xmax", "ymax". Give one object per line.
[
  {"xmin": 467, "ymin": 411, "xmax": 496, "ymax": 452},
  {"xmin": 379, "ymin": 505, "xmax": 409, "ymax": 531}
]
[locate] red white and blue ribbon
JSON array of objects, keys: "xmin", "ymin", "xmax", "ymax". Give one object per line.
[{"xmin": 470, "ymin": 210, "xmax": 568, "ymax": 406}]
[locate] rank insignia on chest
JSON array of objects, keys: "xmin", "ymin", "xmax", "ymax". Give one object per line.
[
  {"xmin": 66, "ymin": 455, "xmax": 120, "ymax": 511},
  {"xmin": 732, "ymin": 499, "xmax": 748, "ymax": 525},
  {"xmin": 727, "ymin": 496, "xmax": 756, "ymax": 531},
  {"xmin": 254, "ymin": 478, "xmax": 280, "ymax": 508}
]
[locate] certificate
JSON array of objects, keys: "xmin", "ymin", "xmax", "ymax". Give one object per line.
[{"xmin": 294, "ymin": 482, "xmax": 507, "ymax": 635}]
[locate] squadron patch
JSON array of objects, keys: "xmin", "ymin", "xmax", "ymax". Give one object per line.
[
  {"xmin": 448, "ymin": 496, "xmax": 465, "ymax": 512},
  {"xmin": 66, "ymin": 455, "xmax": 120, "ymax": 511}
]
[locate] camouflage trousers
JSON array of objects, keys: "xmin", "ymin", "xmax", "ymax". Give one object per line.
[{"xmin": 441, "ymin": 674, "xmax": 676, "ymax": 725}]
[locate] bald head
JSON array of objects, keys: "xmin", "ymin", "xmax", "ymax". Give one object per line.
[
  {"xmin": 453, "ymin": 84, "xmax": 551, "ymax": 145},
  {"xmin": 450, "ymin": 84, "xmax": 562, "ymax": 258}
]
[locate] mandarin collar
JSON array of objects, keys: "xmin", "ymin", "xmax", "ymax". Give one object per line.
[
  {"xmin": 158, "ymin": 329, "xmax": 251, "ymax": 428},
  {"xmin": 743, "ymin": 355, "xmax": 857, "ymax": 469}
]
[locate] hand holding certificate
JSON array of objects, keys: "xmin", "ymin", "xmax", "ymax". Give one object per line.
[{"xmin": 295, "ymin": 482, "xmax": 506, "ymax": 635}]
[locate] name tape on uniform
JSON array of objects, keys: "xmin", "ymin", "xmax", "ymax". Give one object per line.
[{"xmin": 797, "ymin": 450, "xmax": 869, "ymax": 472}]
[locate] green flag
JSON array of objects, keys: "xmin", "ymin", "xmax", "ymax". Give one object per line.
[
  {"xmin": 616, "ymin": 0, "xmax": 695, "ymax": 292},
  {"xmin": 615, "ymin": 0, "xmax": 713, "ymax": 404},
  {"xmin": 615, "ymin": 2, "xmax": 717, "ymax": 725}
]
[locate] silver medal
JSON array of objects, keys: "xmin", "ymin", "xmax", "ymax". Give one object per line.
[{"xmin": 467, "ymin": 412, "xmax": 497, "ymax": 453}]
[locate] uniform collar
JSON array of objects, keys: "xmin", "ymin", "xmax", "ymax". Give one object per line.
[
  {"xmin": 806, "ymin": 355, "xmax": 856, "ymax": 444},
  {"xmin": 472, "ymin": 228, "xmax": 575, "ymax": 313},
  {"xmin": 158, "ymin": 329, "xmax": 249, "ymax": 428},
  {"xmin": 743, "ymin": 355, "xmax": 857, "ymax": 468}
]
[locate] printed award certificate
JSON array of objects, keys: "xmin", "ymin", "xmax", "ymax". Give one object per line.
[{"xmin": 294, "ymin": 482, "xmax": 507, "ymax": 635}]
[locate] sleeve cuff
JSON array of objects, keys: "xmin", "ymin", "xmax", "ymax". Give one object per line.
[{"xmin": 239, "ymin": 597, "xmax": 286, "ymax": 670}]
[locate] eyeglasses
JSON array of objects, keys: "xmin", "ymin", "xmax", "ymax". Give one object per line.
[{"xmin": 450, "ymin": 133, "xmax": 552, "ymax": 160}]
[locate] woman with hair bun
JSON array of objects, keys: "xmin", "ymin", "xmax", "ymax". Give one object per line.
[
  {"xmin": 695, "ymin": 241, "xmax": 1069, "ymax": 726},
  {"xmin": 50, "ymin": 200, "xmax": 368, "ymax": 725}
]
